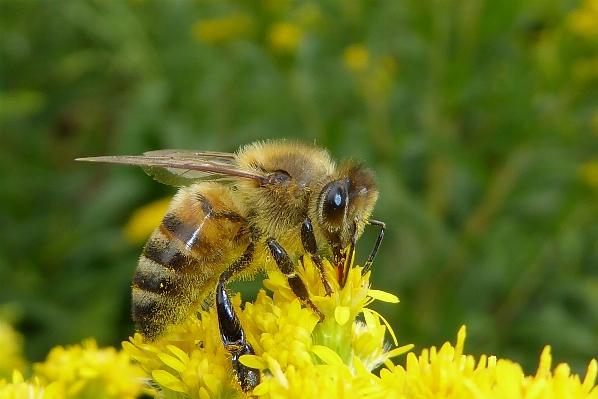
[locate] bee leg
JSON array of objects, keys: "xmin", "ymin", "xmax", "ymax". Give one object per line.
[
  {"xmin": 338, "ymin": 220, "xmax": 359, "ymax": 288},
  {"xmin": 266, "ymin": 237, "xmax": 325, "ymax": 321},
  {"xmin": 361, "ymin": 219, "xmax": 385, "ymax": 276},
  {"xmin": 216, "ymin": 242, "xmax": 261, "ymax": 392},
  {"xmin": 300, "ymin": 217, "xmax": 333, "ymax": 296}
]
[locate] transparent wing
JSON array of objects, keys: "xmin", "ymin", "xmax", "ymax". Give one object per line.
[
  {"xmin": 76, "ymin": 150, "xmax": 267, "ymax": 187},
  {"xmin": 143, "ymin": 149, "xmax": 236, "ymax": 163}
]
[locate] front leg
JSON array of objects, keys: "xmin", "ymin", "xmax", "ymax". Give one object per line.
[
  {"xmin": 216, "ymin": 242, "xmax": 260, "ymax": 392},
  {"xmin": 300, "ymin": 217, "xmax": 333, "ymax": 296},
  {"xmin": 266, "ymin": 237, "xmax": 325, "ymax": 321},
  {"xmin": 361, "ymin": 219, "xmax": 385, "ymax": 276}
]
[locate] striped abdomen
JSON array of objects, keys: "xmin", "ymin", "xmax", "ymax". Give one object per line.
[{"xmin": 132, "ymin": 182, "xmax": 248, "ymax": 340}]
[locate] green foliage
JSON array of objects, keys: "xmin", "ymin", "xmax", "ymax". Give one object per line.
[{"xmin": 1, "ymin": 0, "xmax": 597, "ymax": 375}]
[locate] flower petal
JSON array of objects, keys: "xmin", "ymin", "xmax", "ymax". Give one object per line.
[
  {"xmin": 368, "ymin": 289, "xmax": 399, "ymax": 303},
  {"xmin": 334, "ymin": 306, "xmax": 351, "ymax": 326},
  {"xmin": 151, "ymin": 370, "xmax": 187, "ymax": 393},
  {"xmin": 312, "ymin": 345, "xmax": 344, "ymax": 366}
]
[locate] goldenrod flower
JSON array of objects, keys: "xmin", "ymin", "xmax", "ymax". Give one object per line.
[
  {"xmin": 33, "ymin": 339, "xmax": 149, "ymax": 399},
  {"xmin": 267, "ymin": 23, "xmax": 303, "ymax": 54},
  {"xmin": 343, "ymin": 45, "xmax": 398, "ymax": 100},
  {"xmin": 579, "ymin": 160, "xmax": 598, "ymax": 190},
  {"xmin": 0, "ymin": 322, "xmax": 26, "ymax": 381},
  {"xmin": 192, "ymin": 13, "xmax": 254, "ymax": 44},
  {"xmin": 380, "ymin": 326, "xmax": 598, "ymax": 399},
  {"xmin": 568, "ymin": 0, "xmax": 598, "ymax": 82},
  {"xmin": 121, "ymin": 247, "xmax": 598, "ymax": 398},
  {"xmin": 0, "ymin": 370, "xmax": 61, "ymax": 399},
  {"xmin": 1, "ymin": 257, "xmax": 595, "ymax": 398},
  {"xmin": 124, "ymin": 197, "xmax": 171, "ymax": 244},
  {"xmin": 568, "ymin": 0, "xmax": 598, "ymax": 38},
  {"xmin": 344, "ymin": 44, "xmax": 370, "ymax": 73},
  {"xmin": 123, "ymin": 257, "xmax": 410, "ymax": 398},
  {"xmin": 123, "ymin": 310, "xmax": 243, "ymax": 398}
]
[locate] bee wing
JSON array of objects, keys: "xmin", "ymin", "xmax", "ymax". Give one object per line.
[
  {"xmin": 76, "ymin": 150, "xmax": 267, "ymax": 187},
  {"xmin": 143, "ymin": 149, "xmax": 236, "ymax": 163}
]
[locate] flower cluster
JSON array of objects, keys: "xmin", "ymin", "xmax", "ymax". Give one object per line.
[
  {"xmin": 0, "ymin": 322, "xmax": 27, "ymax": 381},
  {"xmin": 381, "ymin": 326, "xmax": 598, "ymax": 399},
  {"xmin": 120, "ymin": 252, "xmax": 598, "ymax": 399},
  {"xmin": 0, "ymin": 337, "xmax": 150, "ymax": 399},
  {"xmin": 1, "ymin": 239, "xmax": 597, "ymax": 398},
  {"xmin": 188, "ymin": 1, "xmax": 320, "ymax": 55},
  {"xmin": 123, "ymin": 256, "xmax": 410, "ymax": 398}
]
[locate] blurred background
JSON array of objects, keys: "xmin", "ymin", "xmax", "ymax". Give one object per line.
[{"xmin": 1, "ymin": 0, "xmax": 598, "ymax": 378}]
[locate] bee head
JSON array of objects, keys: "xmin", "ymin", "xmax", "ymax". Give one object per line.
[{"xmin": 314, "ymin": 161, "xmax": 379, "ymax": 261}]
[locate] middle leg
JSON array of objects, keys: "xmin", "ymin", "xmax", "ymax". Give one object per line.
[{"xmin": 266, "ymin": 237, "xmax": 325, "ymax": 321}]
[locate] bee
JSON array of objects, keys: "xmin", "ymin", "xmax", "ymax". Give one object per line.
[{"xmin": 77, "ymin": 140, "xmax": 384, "ymax": 392}]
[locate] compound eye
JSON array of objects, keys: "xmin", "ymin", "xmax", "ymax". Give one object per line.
[{"xmin": 322, "ymin": 181, "xmax": 348, "ymax": 225}]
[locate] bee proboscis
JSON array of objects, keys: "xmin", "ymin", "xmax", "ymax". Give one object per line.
[{"xmin": 77, "ymin": 140, "xmax": 384, "ymax": 392}]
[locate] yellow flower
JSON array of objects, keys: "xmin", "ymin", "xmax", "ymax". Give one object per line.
[
  {"xmin": 123, "ymin": 197, "xmax": 171, "ymax": 244},
  {"xmin": 123, "ymin": 271, "xmax": 598, "ymax": 398},
  {"xmin": 119, "ymin": 248, "xmax": 597, "ymax": 398},
  {"xmin": 579, "ymin": 160, "xmax": 598, "ymax": 190},
  {"xmin": 343, "ymin": 45, "xmax": 398, "ymax": 99},
  {"xmin": 267, "ymin": 23, "xmax": 304, "ymax": 54},
  {"xmin": 0, "ymin": 322, "xmax": 27, "ymax": 381},
  {"xmin": 568, "ymin": 0, "xmax": 598, "ymax": 37},
  {"xmin": 0, "ymin": 370, "xmax": 61, "ymax": 399},
  {"xmin": 379, "ymin": 326, "xmax": 598, "ymax": 399},
  {"xmin": 344, "ymin": 44, "xmax": 370, "ymax": 73},
  {"xmin": 123, "ymin": 311, "xmax": 243, "ymax": 398},
  {"xmin": 123, "ymin": 256, "xmax": 410, "ymax": 398},
  {"xmin": 242, "ymin": 261, "xmax": 410, "ymax": 398},
  {"xmin": 33, "ymin": 339, "xmax": 150, "ymax": 399},
  {"xmin": 192, "ymin": 13, "xmax": 254, "ymax": 44}
]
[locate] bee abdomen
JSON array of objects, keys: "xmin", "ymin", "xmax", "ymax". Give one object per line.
[
  {"xmin": 131, "ymin": 185, "xmax": 247, "ymax": 341},
  {"xmin": 142, "ymin": 235, "xmax": 191, "ymax": 273},
  {"xmin": 131, "ymin": 288, "xmax": 181, "ymax": 340},
  {"xmin": 133, "ymin": 255, "xmax": 184, "ymax": 296},
  {"xmin": 131, "ymin": 230, "xmax": 201, "ymax": 340}
]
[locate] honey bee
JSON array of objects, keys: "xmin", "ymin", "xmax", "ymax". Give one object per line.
[{"xmin": 77, "ymin": 140, "xmax": 384, "ymax": 392}]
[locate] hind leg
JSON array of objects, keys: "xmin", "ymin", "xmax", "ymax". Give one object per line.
[{"xmin": 216, "ymin": 241, "xmax": 260, "ymax": 392}]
